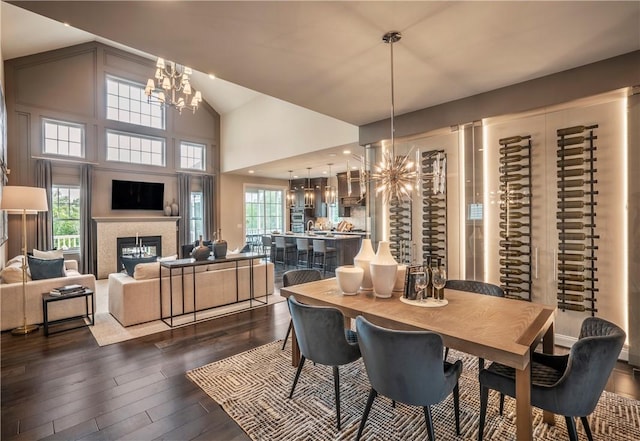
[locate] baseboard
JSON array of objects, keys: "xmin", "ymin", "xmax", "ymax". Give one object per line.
[{"xmin": 555, "ymin": 333, "xmax": 630, "ymax": 362}]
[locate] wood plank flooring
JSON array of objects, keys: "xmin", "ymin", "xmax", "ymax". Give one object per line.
[{"xmin": 2, "ymin": 268, "xmax": 639, "ymax": 440}]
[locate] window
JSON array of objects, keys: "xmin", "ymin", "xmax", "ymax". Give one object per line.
[
  {"xmin": 106, "ymin": 76, "xmax": 165, "ymax": 129},
  {"xmin": 52, "ymin": 185, "xmax": 81, "ymax": 251},
  {"xmin": 245, "ymin": 188, "xmax": 284, "ymax": 237},
  {"xmin": 43, "ymin": 119, "xmax": 84, "ymax": 158},
  {"xmin": 106, "ymin": 130, "xmax": 165, "ymax": 166},
  {"xmin": 190, "ymin": 191, "xmax": 204, "ymax": 243},
  {"xmin": 180, "ymin": 141, "xmax": 206, "ymax": 171}
]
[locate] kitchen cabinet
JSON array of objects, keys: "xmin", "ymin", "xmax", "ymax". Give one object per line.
[
  {"xmin": 337, "ymin": 171, "xmax": 365, "ymax": 216},
  {"xmin": 311, "ymin": 177, "xmax": 327, "ymax": 218}
]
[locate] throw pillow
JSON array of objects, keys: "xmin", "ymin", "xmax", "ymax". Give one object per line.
[
  {"xmin": 1, "ymin": 259, "xmax": 28, "ymax": 283},
  {"xmin": 33, "ymin": 249, "xmax": 64, "ymax": 260},
  {"xmin": 27, "ymin": 256, "xmax": 65, "ymax": 280},
  {"xmin": 157, "ymin": 254, "xmax": 178, "ymax": 262},
  {"xmin": 121, "ymin": 255, "xmax": 157, "ymax": 276},
  {"xmin": 133, "ymin": 261, "xmax": 160, "ymax": 280}
]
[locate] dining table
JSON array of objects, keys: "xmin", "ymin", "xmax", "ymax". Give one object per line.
[{"xmin": 280, "ymin": 278, "xmax": 556, "ymax": 441}]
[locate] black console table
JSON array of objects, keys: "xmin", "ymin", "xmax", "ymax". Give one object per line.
[
  {"xmin": 159, "ymin": 252, "xmax": 268, "ymax": 327},
  {"xmin": 41, "ymin": 289, "xmax": 94, "ymax": 336}
]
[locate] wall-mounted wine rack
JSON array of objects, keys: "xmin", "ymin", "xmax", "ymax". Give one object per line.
[
  {"xmin": 498, "ymin": 135, "xmax": 532, "ymax": 301},
  {"xmin": 421, "ymin": 150, "xmax": 447, "ymax": 268},
  {"xmin": 556, "ymin": 124, "xmax": 599, "ymax": 315},
  {"xmin": 389, "ymin": 196, "xmax": 412, "ymax": 264}
]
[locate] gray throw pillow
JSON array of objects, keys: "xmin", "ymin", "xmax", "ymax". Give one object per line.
[
  {"xmin": 27, "ymin": 256, "xmax": 65, "ymax": 280},
  {"xmin": 122, "ymin": 256, "xmax": 157, "ymax": 276}
]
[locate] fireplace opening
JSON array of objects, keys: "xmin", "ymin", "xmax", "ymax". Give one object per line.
[{"xmin": 116, "ymin": 235, "xmax": 162, "ymax": 272}]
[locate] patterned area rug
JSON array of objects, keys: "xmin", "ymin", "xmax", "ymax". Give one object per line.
[{"xmin": 187, "ymin": 341, "xmax": 640, "ymax": 441}]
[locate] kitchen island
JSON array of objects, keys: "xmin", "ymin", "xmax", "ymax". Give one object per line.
[{"xmin": 270, "ymin": 233, "xmax": 361, "ymax": 266}]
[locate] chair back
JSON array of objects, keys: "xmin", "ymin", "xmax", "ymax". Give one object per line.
[
  {"xmin": 283, "ymin": 269, "xmax": 321, "ymax": 287},
  {"xmin": 296, "ymin": 238, "xmax": 310, "ymax": 251},
  {"xmin": 275, "ymin": 236, "xmax": 287, "ymax": 248},
  {"xmin": 181, "ymin": 244, "xmax": 194, "ymax": 259},
  {"xmin": 262, "ymin": 235, "xmax": 272, "ymax": 248},
  {"xmin": 445, "ymin": 279, "xmax": 504, "ymax": 297},
  {"xmin": 355, "ymin": 315, "xmax": 457, "ymax": 406},
  {"xmin": 313, "ymin": 239, "xmax": 326, "ymax": 253},
  {"xmin": 552, "ymin": 317, "xmax": 625, "ymax": 416},
  {"xmin": 288, "ymin": 296, "xmax": 360, "ymax": 366}
]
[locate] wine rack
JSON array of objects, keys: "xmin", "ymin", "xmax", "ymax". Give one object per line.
[
  {"xmin": 389, "ymin": 197, "xmax": 412, "ymax": 264},
  {"xmin": 421, "ymin": 150, "xmax": 447, "ymax": 267},
  {"xmin": 556, "ymin": 124, "xmax": 599, "ymax": 315},
  {"xmin": 498, "ymin": 135, "xmax": 532, "ymax": 300}
]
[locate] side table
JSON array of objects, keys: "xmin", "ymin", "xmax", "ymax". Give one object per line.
[{"xmin": 42, "ymin": 289, "xmax": 95, "ymax": 336}]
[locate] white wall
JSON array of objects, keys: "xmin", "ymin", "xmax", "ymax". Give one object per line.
[{"xmin": 221, "ymin": 95, "xmax": 358, "ymax": 172}]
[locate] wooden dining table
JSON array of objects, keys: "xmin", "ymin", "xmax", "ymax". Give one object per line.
[{"xmin": 280, "ymin": 278, "xmax": 556, "ymax": 441}]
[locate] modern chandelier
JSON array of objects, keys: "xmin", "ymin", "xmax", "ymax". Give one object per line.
[
  {"xmin": 369, "ymin": 31, "xmax": 417, "ymax": 203},
  {"xmin": 145, "ymin": 57, "xmax": 203, "ymax": 114}
]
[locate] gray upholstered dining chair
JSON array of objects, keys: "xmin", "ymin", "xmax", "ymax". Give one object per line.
[
  {"xmin": 355, "ymin": 316, "xmax": 462, "ymax": 441},
  {"xmin": 281, "ymin": 269, "xmax": 322, "ymax": 350},
  {"xmin": 443, "ymin": 279, "xmax": 505, "ymax": 370},
  {"xmin": 287, "ymin": 295, "xmax": 361, "ymax": 430},
  {"xmin": 478, "ymin": 316, "xmax": 626, "ymax": 441}
]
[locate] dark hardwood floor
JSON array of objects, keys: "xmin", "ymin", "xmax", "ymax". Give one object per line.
[{"xmin": 2, "ymin": 267, "xmax": 639, "ymax": 440}]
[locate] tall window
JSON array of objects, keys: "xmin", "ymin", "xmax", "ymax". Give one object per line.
[
  {"xmin": 190, "ymin": 191, "xmax": 203, "ymax": 243},
  {"xmin": 106, "ymin": 130, "xmax": 165, "ymax": 166},
  {"xmin": 245, "ymin": 188, "xmax": 284, "ymax": 236},
  {"xmin": 106, "ymin": 76, "xmax": 165, "ymax": 129},
  {"xmin": 43, "ymin": 119, "xmax": 84, "ymax": 158},
  {"xmin": 52, "ymin": 185, "xmax": 81, "ymax": 251},
  {"xmin": 180, "ymin": 141, "xmax": 206, "ymax": 171}
]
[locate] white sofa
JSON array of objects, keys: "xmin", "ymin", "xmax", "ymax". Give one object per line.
[
  {"xmin": 108, "ymin": 258, "xmax": 274, "ymax": 327},
  {"xmin": 0, "ymin": 257, "xmax": 97, "ymax": 331}
]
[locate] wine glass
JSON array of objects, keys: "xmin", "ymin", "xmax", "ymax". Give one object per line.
[
  {"xmin": 414, "ymin": 271, "xmax": 428, "ymax": 302},
  {"xmin": 432, "ymin": 266, "xmax": 447, "ymax": 302}
]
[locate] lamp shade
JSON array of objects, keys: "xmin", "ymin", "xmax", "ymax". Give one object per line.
[{"xmin": 1, "ymin": 186, "xmax": 48, "ymax": 213}]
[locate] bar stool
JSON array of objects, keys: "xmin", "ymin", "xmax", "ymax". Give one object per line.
[
  {"xmin": 295, "ymin": 238, "xmax": 313, "ymax": 268},
  {"xmin": 312, "ymin": 239, "xmax": 337, "ymax": 275},
  {"xmin": 261, "ymin": 235, "xmax": 273, "ymax": 260},
  {"xmin": 275, "ymin": 236, "xmax": 296, "ymax": 267}
]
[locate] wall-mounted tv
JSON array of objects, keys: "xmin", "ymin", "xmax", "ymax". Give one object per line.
[{"xmin": 111, "ymin": 179, "xmax": 164, "ymax": 210}]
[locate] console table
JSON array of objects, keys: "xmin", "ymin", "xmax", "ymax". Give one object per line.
[
  {"xmin": 41, "ymin": 289, "xmax": 95, "ymax": 336},
  {"xmin": 159, "ymin": 253, "xmax": 268, "ymax": 327}
]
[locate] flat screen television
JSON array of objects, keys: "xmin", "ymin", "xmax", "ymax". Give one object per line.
[{"xmin": 111, "ymin": 179, "xmax": 164, "ymax": 210}]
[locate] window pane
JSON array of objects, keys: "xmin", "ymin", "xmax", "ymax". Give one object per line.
[
  {"xmin": 52, "ymin": 185, "xmax": 81, "ymax": 251},
  {"xmin": 106, "ymin": 75, "xmax": 165, "ymax": 129},
  {"xmin": 42, "ymin": 119, "xmax": 84, "ymax": 158},
  {"xmin": 105, "ymin": 129, "xmax": 165, "ymax": 167}
]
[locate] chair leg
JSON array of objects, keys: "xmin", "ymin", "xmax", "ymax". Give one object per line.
[
  {"xmin": 288, "ymin": 356, "xmax": 306, "ymax": 399},
  {"xmin": 580, "ymin": 416, "xmax": 594, "ymax": 441},
  {"xmin": 479, "ymin": 385, "xmax": 489, "ymax": 441},
  {"xmin": 565, "ymin": 416, "xmax": 579, "ymax": 441},
  {"xmin": 356, "ymin": 388, "xmax": 377, "ymax": 441},
  {"xmin": 478, "ymin": 357, "xmax": 485, "ymax": 371},
  {"xmin": 333, "ymin": 366, "xmax": 341, "ymax": 430},
  {"xmin": 423, "ymin": 405, "xmax": 435, "ymax": 441},
  {"xmin": 444, "ymin": 347, "xmax": 449, "ymax": 361},
  {"xmin": 453, "ymin": 383, "xmax": 460, "ymax": 435},
  {"xmin": 282, "ymin": 320, "xmax": 292, "ymax": 350},
  {"xmin": 499, "ymin": 393, "xmax": 505, "ymax": 415}
]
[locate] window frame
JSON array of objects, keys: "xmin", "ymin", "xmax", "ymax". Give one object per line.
[
  {"xmin": 42, "ymin": 118, "xmax": 85, "ymax": 158},
  {"xmin": 189, "ymin": 191, "xmax": 204, "ymax": 243},
  {"xmin": 244, "ymin": 186, "xmax": 286, "ymax": 238},
  {"xmin": 105, "ymin": 129, "xmax": 166, "ymax": 167},
  {"xmin": 51, "ymin": 184, "xmax": 81, "ymax": 252},
  {"xmin": 105, "ymin": 75, "xmax": 165, "ymax": 129},
  {"xmin": 180, "ymin": 141, "xmax": 207, "ymax": 171}
]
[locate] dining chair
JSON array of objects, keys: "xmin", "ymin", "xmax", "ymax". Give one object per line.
[
  {"xmin": 355, "ymin": 316, "xmax": 462, "ymax": 441},
  {"xmin": 261, "ymin": 235, "xmax": 273, "ymax": 260},
  {"xmin": 443, "ymin": 279, "xmax": 505, "ymax": 370},
  {"xmin": 478, "ymin": 316, "xmax": 626, "ymax": 441},
  {"xmin": 281, "ymin": 269, "xmax": 322, "ymax": 350},
  {"xmin": 287, "ymin": 295, "xmax": 361, "ymax": 430}
]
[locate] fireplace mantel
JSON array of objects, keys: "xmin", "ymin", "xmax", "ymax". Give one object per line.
[{"xmin": 94, "ymin": 217, "xmax": 179, "ymax": 279}]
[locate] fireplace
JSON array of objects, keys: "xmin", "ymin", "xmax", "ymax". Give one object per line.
[{"xmin": 116, "ymin": 235, "xmax": 162, "ymax": 272}]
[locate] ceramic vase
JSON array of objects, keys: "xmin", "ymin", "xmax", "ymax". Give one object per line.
[
  {"xmin": 192, "ymin": 235, "xmax": 210, "ymax": 261},
  {"xmin": 213, "ymin": 229, "xmax": 227, "ymax": 259},
  {"xmin": 393, "ymin": 264, "xmax": 407, "ymax": 293},
  {"xmin": 353, "ymin": 238, "xmax": 375, "ymax": 292},
  {"xmin": 335, "ymin": 265, "xmax": 364, "ymax": 295},
  {"xmin": 163, "ymin": 202, "xmax": 172, "ymax": 216},
  {"xmin": 171, "ymin": 199, "xmax": 179, "ymax": 216},
  {"xmin": 369, "ymin": 241, "xmax": 398, "ymax": 298}
]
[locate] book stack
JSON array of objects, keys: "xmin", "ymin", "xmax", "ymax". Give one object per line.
[
  {"xmin": 49, "ymin": 284, "xmax": 86, "ymax": 296},
  {"xmin": 403, "ymin": 264, "xmax": 425, "ymax": 300}
]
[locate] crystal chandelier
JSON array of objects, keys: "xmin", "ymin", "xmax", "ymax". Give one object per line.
[
  {"xmin": 369, "ymin": 31, "xmax": 417, "ymax": 203},
  {"xmin": 145, "ymin": 57, "xmax": 202, "ymax": 114}
]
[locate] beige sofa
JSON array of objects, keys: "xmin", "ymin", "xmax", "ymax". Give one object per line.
[
  {"xmin": 0, "ymin": 257, "xmax": 97, "ymax": 331},
  {"xmin": 108, "ymin": 258, "xmax": 274, "ymax": 327}
]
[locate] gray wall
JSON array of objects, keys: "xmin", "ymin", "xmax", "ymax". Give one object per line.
[{"xmin": 4, "ymin": 42, "xmax": 220, "ymax": 258}]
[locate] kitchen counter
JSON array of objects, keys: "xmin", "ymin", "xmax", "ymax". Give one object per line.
[{"xmin": 270, "ymin": 233, "xmax": 361, "ymax": 266}]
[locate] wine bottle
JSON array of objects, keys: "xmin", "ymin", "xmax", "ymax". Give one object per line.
[
  {"xmin": 557, "ymin": 263, "xmax": 584, "ymax": 272},
  {"xmin": 422, "ymin": 222, "xmax": 444, "ymax": 229},
  {"xmin": 557, "ymin": 125, "xmax": 597, "ymax": 137},
  {"xmin": 557, "ymin": 200, "xmax": 595, "ymax": 209},
  {"xmin": 499, "ymin": 221, "xmax": 530, "ymax": 229},
  {"xmin": 499, "ymin": 212, "xmax": 527, "ymax": 220},
  {"xmin": 558, "ymin": 179, "xmax": 597, "ymax": 188},
  {"xmin": 557, "ymin": 211, "xmax": 592, "ymax": 219},
  {"xmin": 422, "ymin": 237, "xmax": 442, "ymax": 244},
  {"xmin": 558, "ymin": 253, "xmax": 596, "ymax": 262},
  {"xmin": 422, "ymin": 206, "xmax": 444, "ymax": 213},
  {"xmin": 557, "ymin": 302, "xmax": 596, "ymax": 312},
  {"xmin": 559, "ymin": 243, "xmax": 597, "ymax": 252},
  {"xmin": 500, "ymin": 164, "xmax": 530, "ymax": 174},
  {"xmin": 500, "ymin": 267, "xmax": 530, "ymax": 276},
  {"xmin": 499, "ymin": 193, "xmax": 527, "ymax": 201},
  {"xmin": 499, "ymin": 249, "xmax": 527, "ymax": 257},
  {"xmin": 423, "ymin": 230, "xmax": 444, "ymax": 236},
  {"xmin": 500, "ymin": 230, "xmax": 530, "ymax": 238},
  {"xmin": 499, "ymin": 174, "xmax": 529, "ymax": 183},
  {"xmin": 558, "ymin": 283, "xmax": 585, "ymax": 292},
  {"xmin": 500, "ymin": 202, "xmax": 530, "ymax": 210},
  {"xmin": 500, "ymin": 276, "xmax": 526, "ymax": 284},
  {"xmin": 556, "ymin": 147, "xmax": 585, "ymax": 157},
  {"xmin": 557, "ymin": 136, "xmax": 584, "ymax": 147},
  {"xmin": 499, "ymin": 155, "xmax": 527, "ymax": 165},
  {"xmin": 556, "ymin": 222, "xmax": 595, "ymax": 230},
  {"xmin": 500, "ymin": 258, "xmax": 526, "ymax": 266},
  {"xmin": 502, "ymin": 285, "xmax": 529, "ymax": 293},
  {"xmin": 499, "ymin": 239, "xmax": 526, "ymax": 247},
  {"xmin": 558, "ymin": 273, "xmax": 596, "ymax": 282},
  {"xmin": 498, "ymin": 135, "xmax": 525, "ymax": 145},
  {"xmin": 422, "ymin": 245, "xmax": 444, "ymax": 252},
  {"xmin": 557, "ymin": 168, "xmax": 588, "ymax": 178},
  {"xmin": 499, "ymin": 143, "xmax": 530, "ymax": 155},
  {"xmin": 556, "ymin": 293, "xmax": 585, "ymax": 302},
  {"xmin": 499, "ymin": 183, "xmax": 531, "ymax": 191}
]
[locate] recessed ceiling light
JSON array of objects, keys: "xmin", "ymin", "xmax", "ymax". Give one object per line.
[
  {"xmin": 328, "ymin": 153, "xmax": 337, "ymax": 157},
  {"xmin": 248, "ymin": 170, "xmax": 255, "ymax": 174},
  {"xmin": 208, "ymin": 74, "xmax": 216, "ymax": 80},
  {"xmin": 351, "ymin": 165, "xmax": 358, "ymax": 170},
  {"xmin": 64, "ymin": 22, "xmax": 71, "ymax": 27},
  {"xmin": 343, "ymin": 149, "xmax": 351, "ymax": 155},
  {"xmin": 293, "ymin": 175, "xmax": 299, "ymax": 179}
]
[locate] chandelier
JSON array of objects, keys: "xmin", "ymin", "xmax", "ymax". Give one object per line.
[
  {"xmin": 304, "ymin": 168, "xmax": 315, "ymax": 208},
  {"xmin": 325, "ymin": 163, "xmax": 337, "ymax": 206},
  {"xmin": 369, "ymin": 31, "xmax": 417, "ymax": 203},
  {"xmin": 145, "ymin": 57, "xmax": 202, "ymax": 114}
]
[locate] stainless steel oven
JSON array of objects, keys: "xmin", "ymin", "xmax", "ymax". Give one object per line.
[
  {"xmin": 291, "ymin": 223, "xmax": 304, "ymax": 233},
  {"xmin": 291, "ymin": 212, "xmax": 304, "ymax": 223}
]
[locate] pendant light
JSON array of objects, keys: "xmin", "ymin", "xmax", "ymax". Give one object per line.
[
  {"xmin": 325, "ymin": 163, "xmax": 337, "ymax": 206},
  {"xmin": 304, "ymin": 167, "xmax": 314, "ymax": 208}
]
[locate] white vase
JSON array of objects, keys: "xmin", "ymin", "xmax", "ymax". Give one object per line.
[
  {"xmin": 335, "ymin": 265, "xmax": 364, "ymax": 295},
  {"xmin": 369, "ymin": 241, "xmax": 398, "ymax": 298},
  {"xmin": 393, "ymin": 264, "xmax": 407, "ymax": 293},
  {"xmin": 354, "ymin": 238, "xmax": 375, "ymax": 292}
]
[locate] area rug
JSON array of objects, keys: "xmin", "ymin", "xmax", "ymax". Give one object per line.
[
  {"xmin": 187, "ymin": 341, "xmax": 640, "ymax": 441},
  {"xmin": 89, "ymin": 280, "xmax": 286, "ymax": 346}
]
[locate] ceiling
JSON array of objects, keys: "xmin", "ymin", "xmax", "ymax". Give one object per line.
[{"xmin": 3, "ymin": 1, "xmax": 639, "ymax": 179}]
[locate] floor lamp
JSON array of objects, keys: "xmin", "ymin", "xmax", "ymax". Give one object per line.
[{"xmin": 1, "ymin": 186, "xmax": 49, "ymax": 335}]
